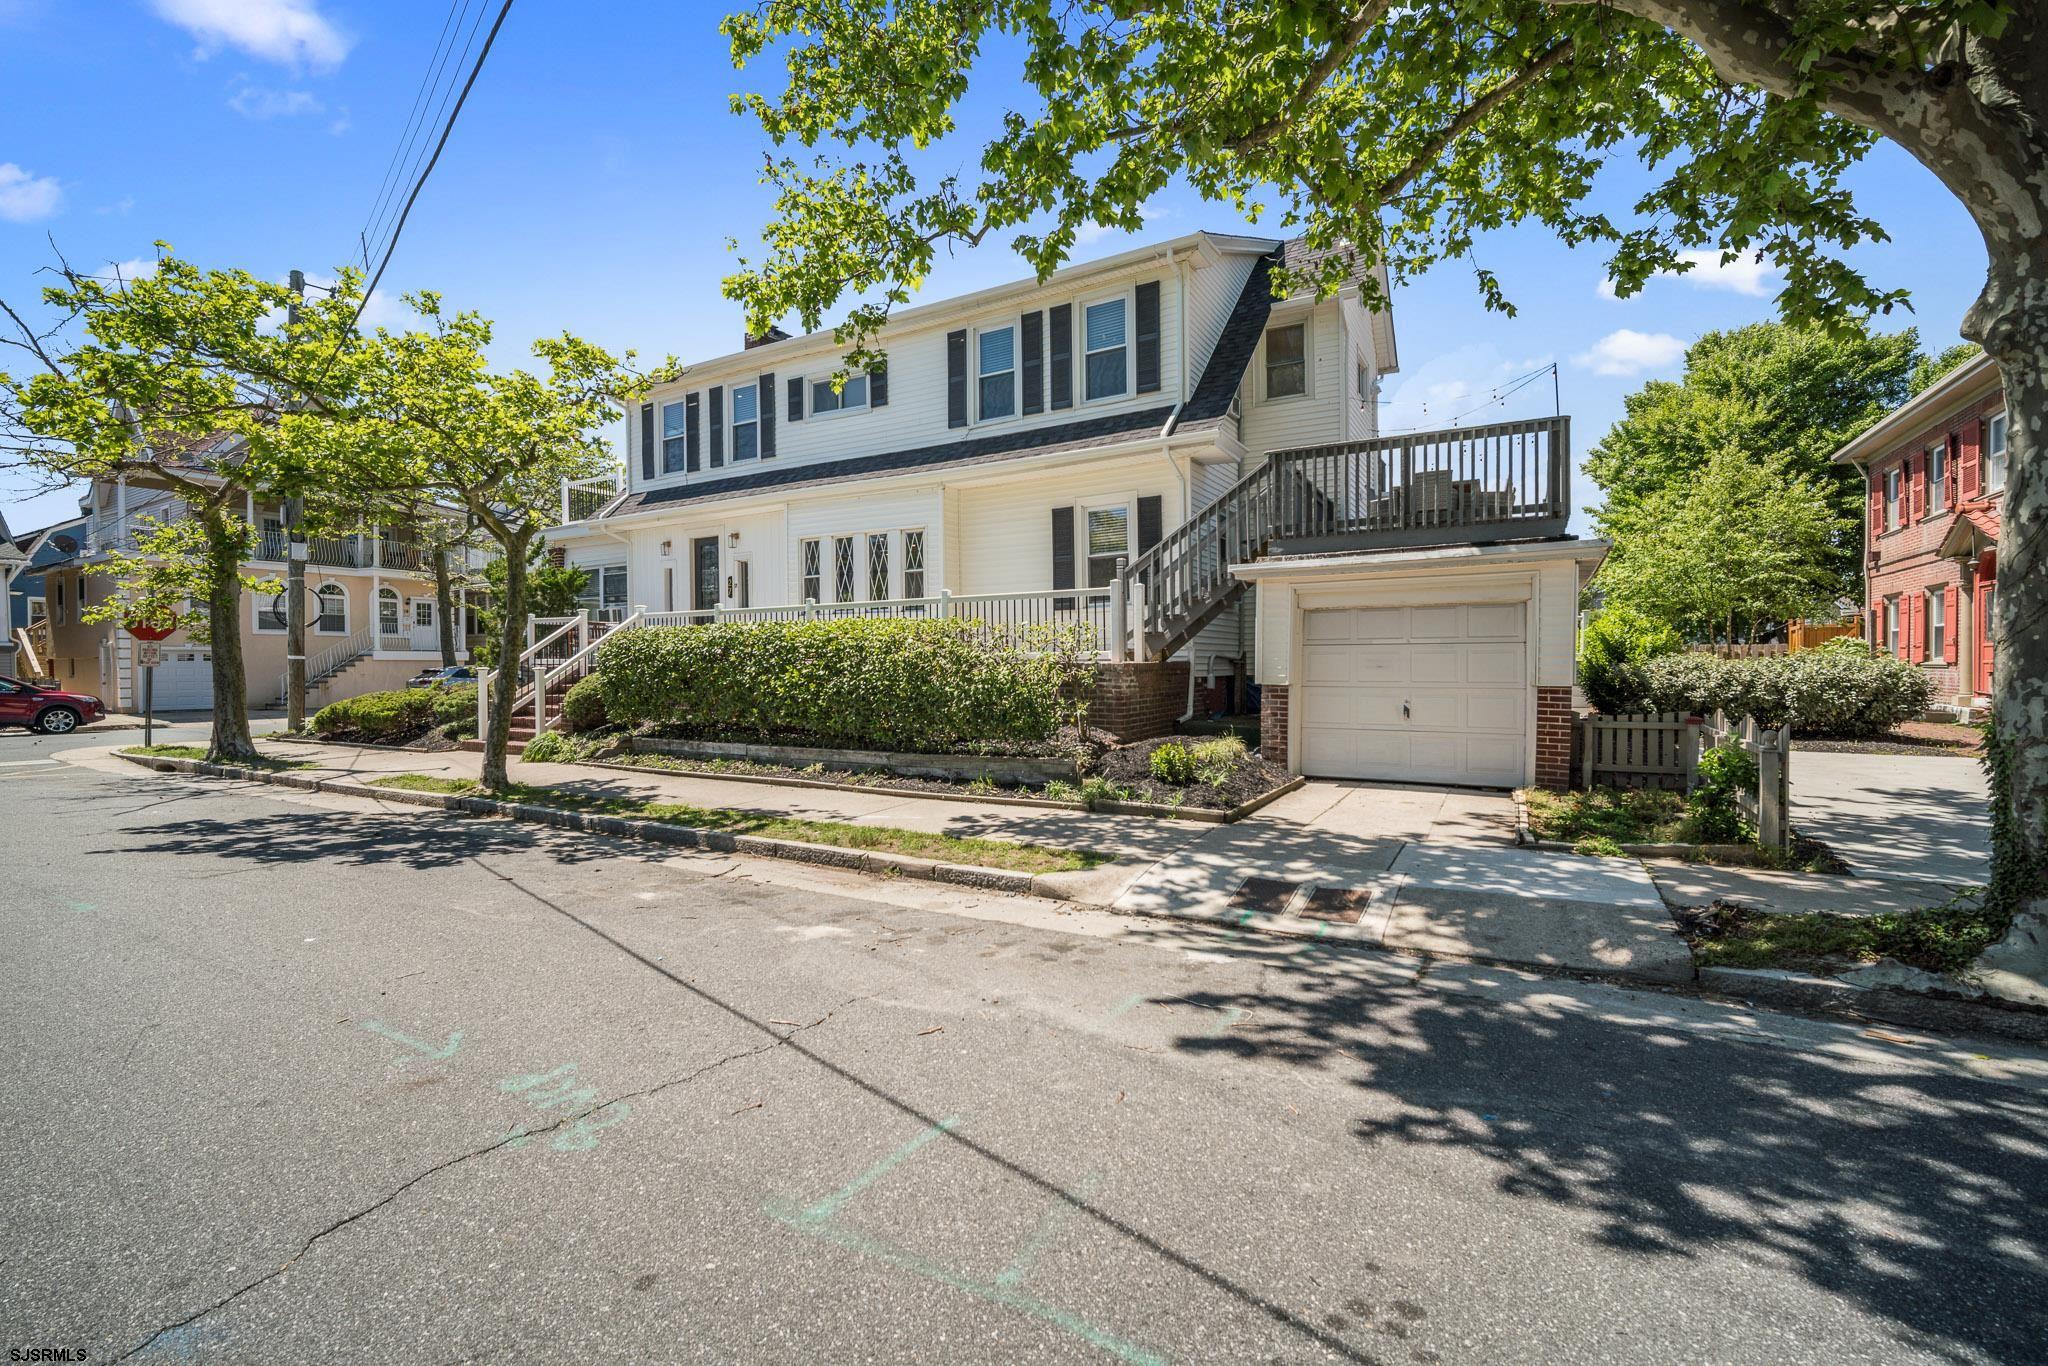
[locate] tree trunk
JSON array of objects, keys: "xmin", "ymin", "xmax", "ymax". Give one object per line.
[
  {"xmin": 433, "ymin": 546, "xmax": 458, "ymax": 667},
  {"xmin": 1981, "ymin": 345, "xmax": 2047, "ymax": 911},
  {"xmin": 199, "ymin": 511, "xmax": 257, "ymax": 763},
  {"xmin": 481, "ymin": 530, "xmax": 530, "ymax": 792}
]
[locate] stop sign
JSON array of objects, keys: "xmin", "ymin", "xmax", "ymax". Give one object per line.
[{"xmin": 125, "ymin": 621, "xmax": 176, "ymax": 642}]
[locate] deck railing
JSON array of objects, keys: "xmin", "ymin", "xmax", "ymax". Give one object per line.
[
  {"xmin": 561, "ymin": 474, "xmax": 623, "ymax": 524},
  {"xmin": 1125, "ymin": 415, "xmax": 1570, "ymax": 658}
]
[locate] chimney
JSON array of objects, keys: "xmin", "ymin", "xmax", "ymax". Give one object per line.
[{"xmin": 744, "ymin": 326, "xmax": 791, "ymax": 350}]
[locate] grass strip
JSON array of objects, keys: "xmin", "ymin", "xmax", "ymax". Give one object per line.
[
  {"xmin": 365, "ymin": 773, "xmax": 1109, "ymax": 874},
  {"xmin": 1679, "ymin": 891, "xmax": 2008, "ymax": 976},
  {"xmin": 123, "ymin": 744, "xmax": 314, "ymax": 771}
]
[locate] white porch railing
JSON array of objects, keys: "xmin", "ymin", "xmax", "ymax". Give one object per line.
[{"xmin": 560, "ymin": 474, "xmax": 623, "ymax": 524}]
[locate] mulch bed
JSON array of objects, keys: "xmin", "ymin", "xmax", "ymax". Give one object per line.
[
  {"xmin": 1092, "ymin": 734, "xmax": 1291, "ymax": 810},
  {"xmin": 609, "ymin": 728, "xmax": 1290, "ymax": 813},
  {"xmin": 1796, "ymin": 720, "xmax": 1982, "ymax": 757}
]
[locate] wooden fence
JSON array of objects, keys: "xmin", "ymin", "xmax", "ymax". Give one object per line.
[
  {"xmin": 1577, "ymin": 711, "xmax": 1700, "ymax": 792},
  {"xmin": 1577, "ymin": 709, "xmax": 1794, "ymax": 848},
  {"xmin": 1701, "ymin": 710, "xmax": 1793, "ymax": 849},
  {"xmin": 1788, "ymin": 619, "xmax": 1861, "ymax": 651}
]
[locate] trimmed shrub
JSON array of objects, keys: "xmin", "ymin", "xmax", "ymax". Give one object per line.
[
  {"xmin": 1642, "ymin": 650, "xmax": 1932, "ymax": 737},
  {"xmin": 560, "ymin": 673, "xmax": 608, "ymax": 733},
  {"xmin": 313, "ymin": 688, "xmax": 437, "ymax": 741},
  {"xmin": 1579, "ymin": 607, "xmax": 1681, "ymax": 715},
  {"xmin": 1149, "ymin": 741, "xmax": 1198, "ymax": 785},
  {"xmin": 430, "ymin": 682, "xmax": 478, "ymax": 726},
  {"xmin": 597, "ymin": 618, "xmax": 1091, "ymax": 752}
]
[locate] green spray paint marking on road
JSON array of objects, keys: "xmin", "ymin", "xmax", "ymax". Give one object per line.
[
  {"xmin": 500, "ymin": 1063, "xmax": 627, "ymax": 1152},
  {"xmin": 771, "ymin": 1202, "xmax": 1165, "ymax": 1366},
  {"xmin": 792, "ymin": 1116, "xmax": 960, "ymax": 1226},
  {"xmin": 1204, "ymin": 1007, "xmax": 1246, "ymax": 1038},
  {"xmin": 766, "ymin": 1121, "xmax": 1163, "ymax": 1365},
  {"xmin": 362, "ymin": 1020, "xmax": 462, "ymax": 1063},
  {"xmin": 995, "ymin": 1171, "xmax": 1102, "ymax": 1287}
]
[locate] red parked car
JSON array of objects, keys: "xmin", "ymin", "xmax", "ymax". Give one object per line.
[{"xmin": 0, "ymin": 675, "xmax": 106, "ymax": 734}]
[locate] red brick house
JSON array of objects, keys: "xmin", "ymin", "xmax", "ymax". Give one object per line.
[{"xmin": 1832, "ymin": 353, "xmax": 2006, "ymax": 715}]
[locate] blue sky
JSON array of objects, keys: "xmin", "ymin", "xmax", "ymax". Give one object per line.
[{"xmin": 0, "ymin": 0, "xmax": 1995, "ymax": 536}]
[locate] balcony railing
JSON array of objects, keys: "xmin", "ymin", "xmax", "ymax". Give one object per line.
[{"xmin": 560, "ymin": 474, "xmax": 623, "ymax": 524}]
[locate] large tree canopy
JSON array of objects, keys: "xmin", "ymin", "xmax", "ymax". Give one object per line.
[
  {"xmin": 1587, "ymin": 321, "xmax": 1963, "ymax": 608},
  {"xmin": 721, "ymin": 0, "xmax": 2048, "ymax": 915}
]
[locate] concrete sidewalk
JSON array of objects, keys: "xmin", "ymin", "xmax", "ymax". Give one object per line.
[{"xmin": 157, "ymin": 736, "xmax": 1691, "ymax": 982}]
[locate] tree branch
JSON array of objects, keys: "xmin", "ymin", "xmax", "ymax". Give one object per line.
[
  {"xmin": 1375, "ymin": 36, "xmax": 1578, "ymax": 202},
  {"xmin": 1228, "ymin": 0, "xmax": 1398, "ymax": 153}
]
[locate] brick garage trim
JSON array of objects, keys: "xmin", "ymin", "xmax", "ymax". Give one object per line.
[
  {"xmin": 1260, "ymin": 684, "xmax": 1290, "ymax": 769},
  {"xmin": 1535, "ymin": 686, "xmax": 1575, "ymax": 790},
  {"xmin": 1089, "ymin": 661, "xmax": 1190, "ymax": 742}
]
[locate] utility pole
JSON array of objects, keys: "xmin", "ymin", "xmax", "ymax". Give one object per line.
[{"xmin": 285, "ymin": 268, "xmax": 308, "ymax": 733}]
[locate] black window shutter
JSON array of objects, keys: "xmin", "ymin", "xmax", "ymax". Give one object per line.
[
  {"xmin": 1051, "ymin": 505, "xmax": 1075, "ymax": 611},
  {"xmin": 1138, "ymin": 494, "xmax": 1163, "ymax": 551},
  {"xmin": 685, "ymin": 393, "xmax": 701, "ymax": 472},
  {"xmin": 946, "ymin": 330, "xmax": 967, "ymax": 428},
  {"xmin": 1134, "ymin": 281, "xmax": 1161, "ymax": 394},
  {"xmin": 1021, "ymin": 311, "xmax": 1044, "ymax": 416},
  {"xmin": 638, "ymin": 403, "xmax": 655, "ymax": 482},
  {"xmin": 708, "ymin": 386, "xmax": 725, "ymax": 467},
  {"xmin": 787, "ymin": 377, "xmax": 804, "ymax": 423},
  {"xmin": 1048, "ymin": 304, "xmax": 1073, "ymax": 410},
  {"xmin": 758, "ymin": 373, "xmax": 776, "ymax": 459},
  {"xmin": 869, "ymin": 363, "xmax": 888, "ymax": 407}
]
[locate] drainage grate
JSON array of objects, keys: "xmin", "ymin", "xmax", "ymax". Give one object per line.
[
  {"xmin": 1296, "ymin": 885, "xmax": 1375, "ymax": 925},
  {"xmin": 1227, "ymin": 877, "xmax": 1303, "ymax": 917}
]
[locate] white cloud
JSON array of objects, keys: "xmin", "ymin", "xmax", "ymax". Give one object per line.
[
  {"xmin": 1573, "ymin": 329, "xmax": 1687, "ymax": 377},
  {"xmin": 0, "ymin": 162, "xmax": 62, "ymax": 221},
  {"xmin": 228, "ymin": 83, "xmax": 323, "ymax": 119},
  {"xmin": 99, "ymin": 256, "xmax": 159, "ymax": 283},
  {"xmin": 149, "ymin": 0, "xmax": 351, "ymax": 69},
  {"xmin": 1598, "ymin": 249, "xmax": 1781, "ymax": 301}
]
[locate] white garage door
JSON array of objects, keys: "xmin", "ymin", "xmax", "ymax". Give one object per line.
[
  {"xmin": 145, "ymin": 648, "xmax": 213, "ymax": 709},
  {"xmin": 1298, "ymin": 603, "xmax": 1527, "ymax": 787}
]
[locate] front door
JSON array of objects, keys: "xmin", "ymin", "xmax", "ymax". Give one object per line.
[
  {"xmin": 410, "ymin": 596, "xmax": 438, "ymax": 652},
  {"xmin": 692, "ymin": 537, "xmax": 720, "ymax": 616},
  {"xmin": 1978, "ymin": 576, "xmax": 1996, "ymax": 697}
]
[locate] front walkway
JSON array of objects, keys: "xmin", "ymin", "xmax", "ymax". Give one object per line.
[
  {"xmin": 1791, "ymin": 750, "xmax": 1990, "ymax": 885},
  {"xmin": 219, "ymin": 739, "xmax": 1689, "ymax": 982}
]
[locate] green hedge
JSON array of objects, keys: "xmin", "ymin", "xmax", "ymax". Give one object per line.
[
  {"xmin": 1641, "ymin": 650, "xmax": 1933, "ymax": 738},
  {"xmin": 597, "ymin": 619, "xmax": 1088, "ymax": 751},
  {"xmin": 561, "ymin": 672, "xmax": 608, "ymax": 733},
  {"xmin": 313, "ymin": 683, "xmax": 476, "ymax": 743},
  {"xmin": 1579, "ymin": 607, "xmax": 1681, "ymax": 715}
]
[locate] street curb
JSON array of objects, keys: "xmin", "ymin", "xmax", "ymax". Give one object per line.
[
  {"xmin": 1697, "ymin": 965, "xmax": 2048, "ymax": 1044},
  {"xmin": 113, "ymin": 751, "xmax": 1056, "ymax": 900}
]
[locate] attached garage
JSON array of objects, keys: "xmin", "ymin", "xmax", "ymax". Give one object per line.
[
  {"xmin": 1239, "ymin": 539, "xmax": 1608, "ymax": 790},
  {"xmin": 142, "ymin": 648, "xmax": 213, "ymax": 710},
  {"xmin": 1298, "ymin": 603, "xmax": 1527, "ymax": 787}
]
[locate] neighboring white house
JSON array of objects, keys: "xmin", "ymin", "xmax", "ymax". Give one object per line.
[{"xmin": 546, "ymin": 231, "xmax": 1602, "ymax": 788}]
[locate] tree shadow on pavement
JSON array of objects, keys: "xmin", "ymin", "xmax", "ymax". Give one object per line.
[{"xmin": 1163, "ymin": 957, "xmax": 2048, "ymax": 1362}]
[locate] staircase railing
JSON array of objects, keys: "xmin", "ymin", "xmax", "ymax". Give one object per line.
[
  {"xmin": 1120, "ymin": 415, "xmax": 1570, "ymax": 658},
  {"xmin": 477, "ymin": 615, "xmax": 581, "ymax": 739},
  {"xmin": 532, "ymin": 610, "xmax": 640, "ymax": 732},
  {"xmin": 276, "ymin": 625, "xmax": 374, "ymax": 706}
]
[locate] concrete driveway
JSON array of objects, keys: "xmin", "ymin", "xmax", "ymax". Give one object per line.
[{"xmin": 1792, "ymin": 749, "xmax": 1990, "ymax": 885}]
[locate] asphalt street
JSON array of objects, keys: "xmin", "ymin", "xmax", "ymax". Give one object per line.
[{"xmin": 4, "ymin": 738, "xmax": 2046, "ymax": 1363}]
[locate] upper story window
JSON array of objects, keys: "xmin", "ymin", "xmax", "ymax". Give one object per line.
[
  {"xmin": 661, "ymin": 402, "xmax": 686, "ymax": 474},
  {"xmin": 1084, "ymin": 298, "xmax": 1127, "ymax": 401},
  {"xmin": 1925, "ymin": 440, "xmax": 1947, "ymax": 515},
  {"xmin": 811, "ymin": 373, "xmax": 867, "ymax": 415},
  {"xmin": 1987, "ymin": 412, "xmax": 2009, "ymax": 492},
  {"xmin": 1265, "ymin": 323, "xmax": 1306, "ymax": 399},
  {"xmin": 978, "ymin": 326, "xmax": 1016, "ymax": 420},
  {"xmin": 1883, "ymin": 464, "xmax": 1902, "ymax": 530},
  {"xmin": 731, "ymin": 385, "xmax": 759, "ymax": 462}
]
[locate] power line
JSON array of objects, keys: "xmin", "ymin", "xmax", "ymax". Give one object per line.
[
  {"xmin": 357, "ymin": 0, "xmax": 473, "ymax": 271},
  {"xmin": 365, "ymin": 0, "xmax": 491, "ymax": 275},
  {"xmin": 349, "ymin": 0, "xmax": 514, "ymax": 335},
  {"xmin": 1378, "ymin": 362, "xmax": 1559, "ymax": 434}
]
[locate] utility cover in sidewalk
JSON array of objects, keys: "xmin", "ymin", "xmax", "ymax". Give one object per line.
[
  {"xmin": 1297, "ymin": 885, "xmax": 1374, "ymax": 925},
  {"xmin": 1227, "ymin": 877, "xmax": 1303, "ymax": 917}
]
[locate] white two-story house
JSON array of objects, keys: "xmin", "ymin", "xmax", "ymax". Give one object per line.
[{"xmin": 547, "ymin": 231, "xmax": 1602, "ymax": 789}]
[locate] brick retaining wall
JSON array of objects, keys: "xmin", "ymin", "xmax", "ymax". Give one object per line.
[{"xmin": 1089, "ymin": 661, "xmax": 1191, "ymax": 742}]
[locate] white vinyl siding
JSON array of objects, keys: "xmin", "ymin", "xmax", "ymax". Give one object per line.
[{"xmin": 1238, "ymin": 303, "xmax": 1346, "ymax": 469}]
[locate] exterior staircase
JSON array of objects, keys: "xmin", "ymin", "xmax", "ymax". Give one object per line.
[
  {"xmin": 1121, "ymin": 415, "xmax": 1570, "ymax": 659},
  {"xmin": 274, "ymin": 627, "xmax": 374, "ymax": 707}
]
